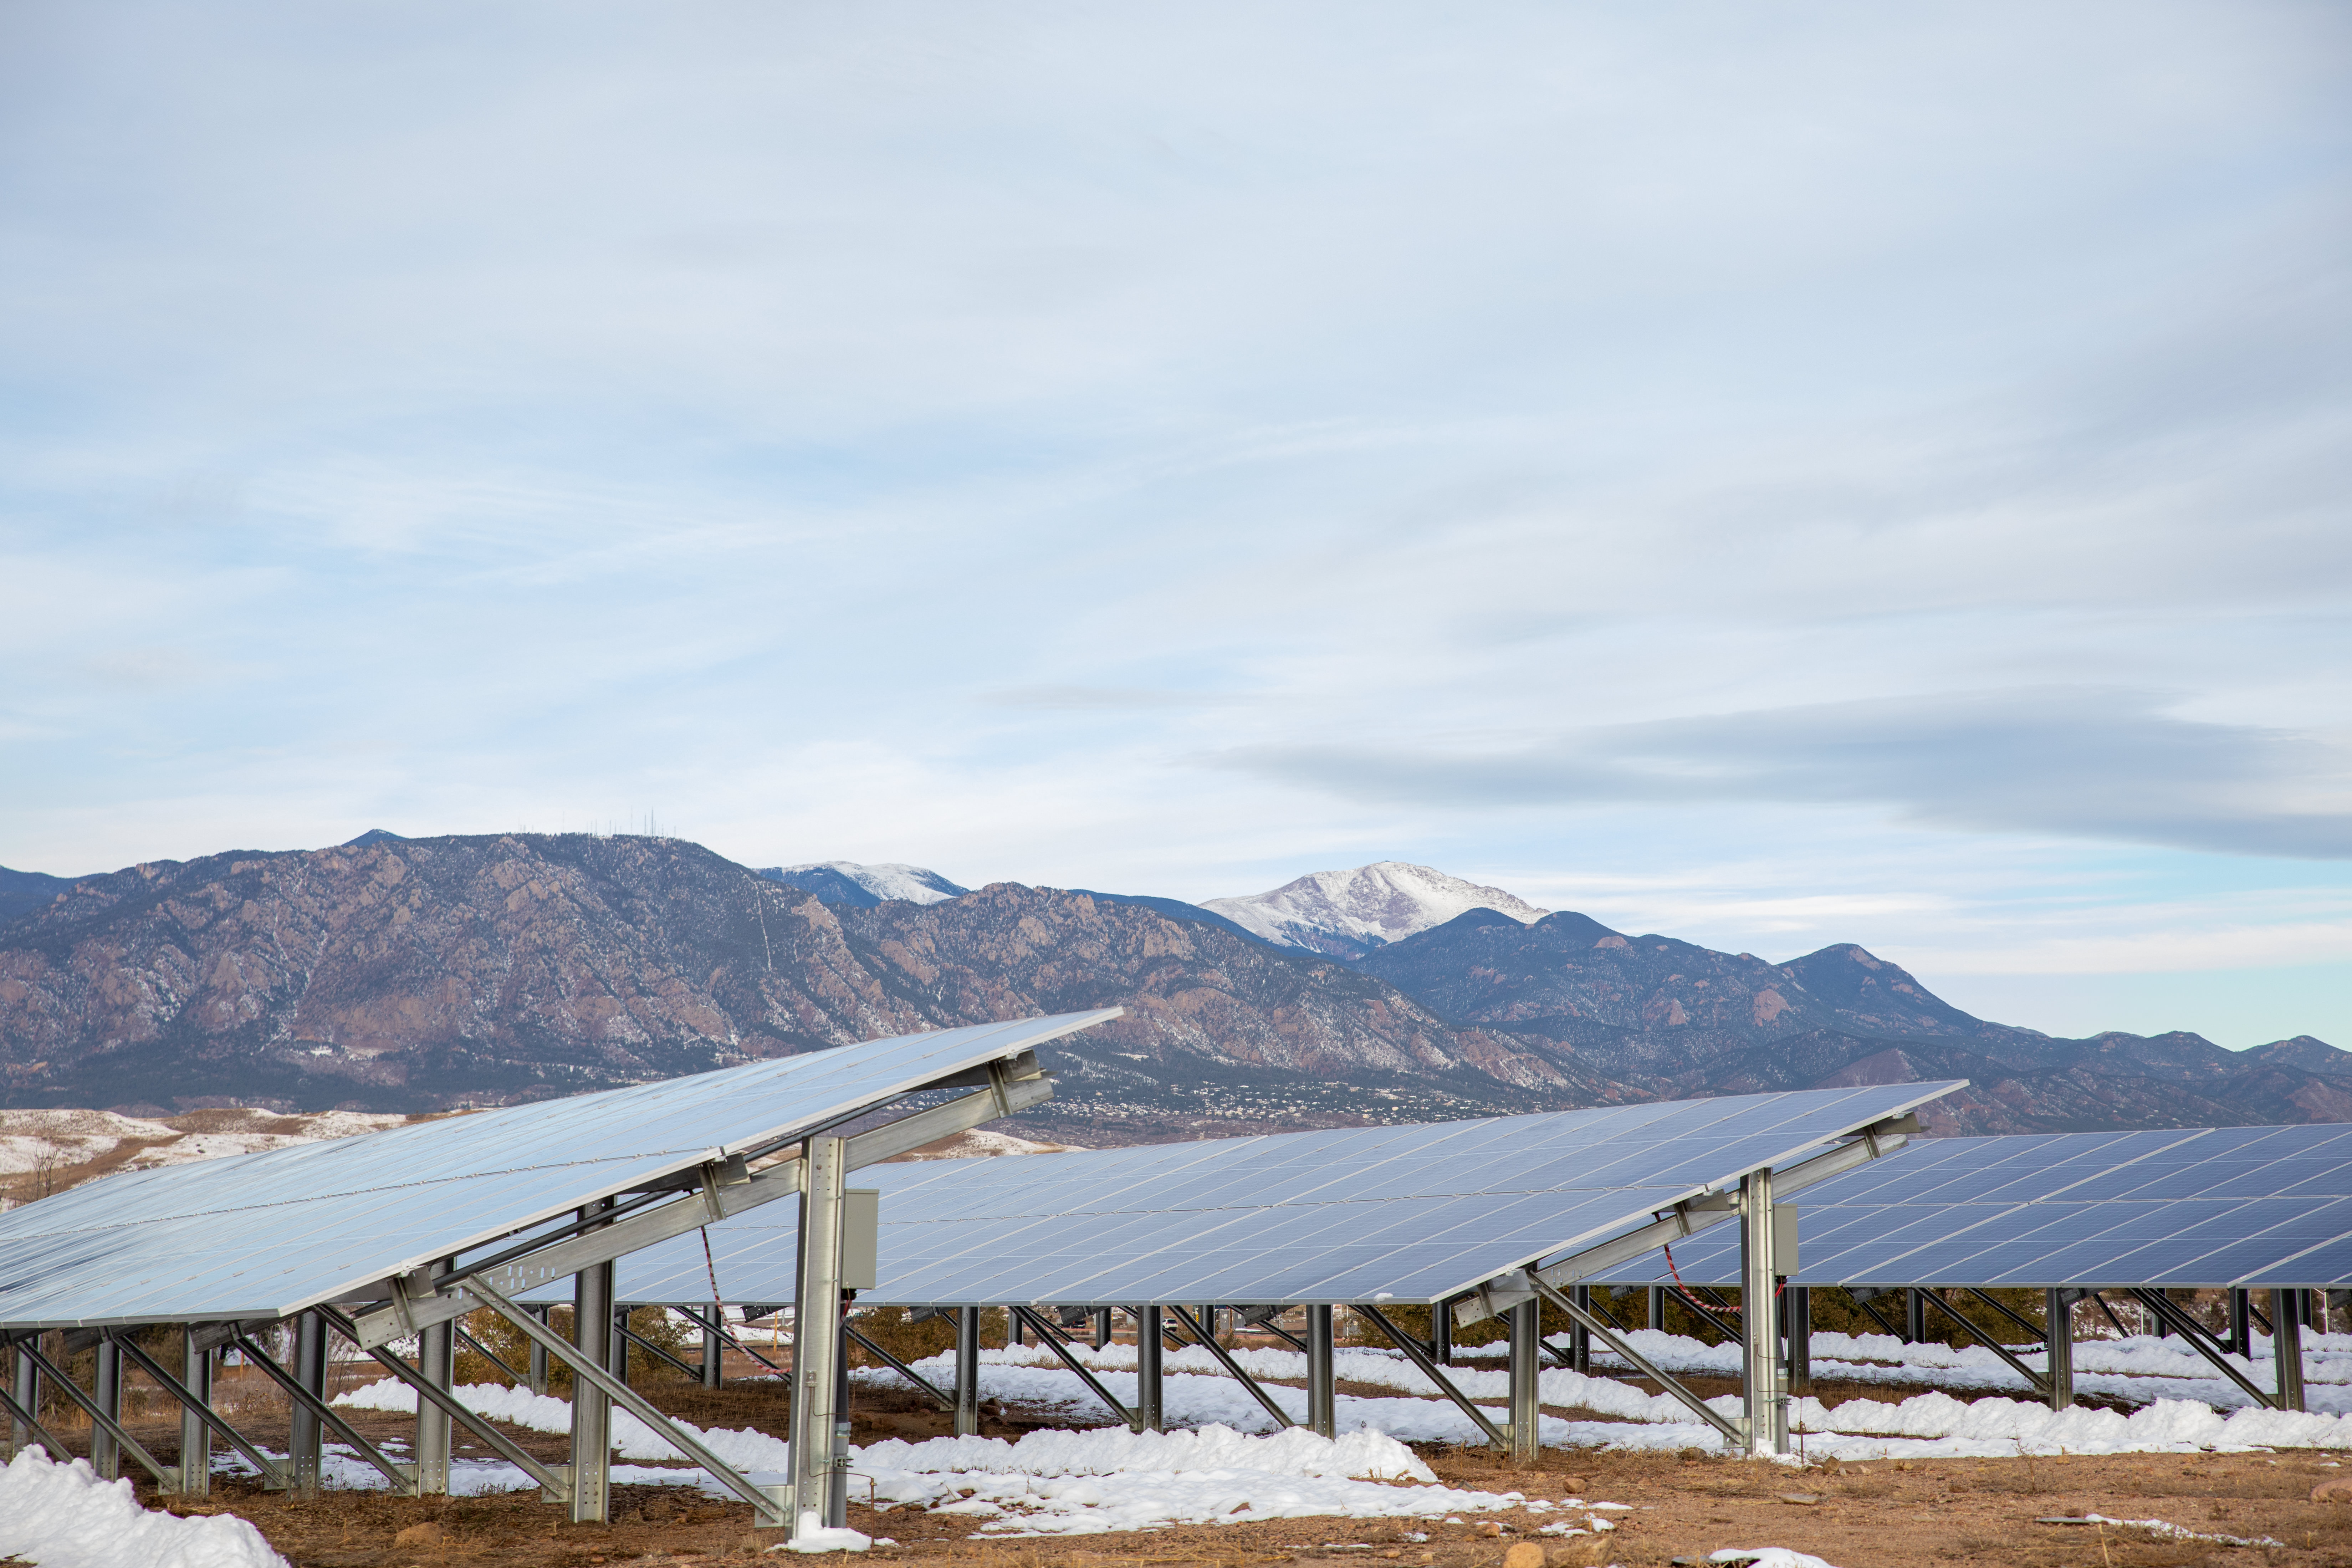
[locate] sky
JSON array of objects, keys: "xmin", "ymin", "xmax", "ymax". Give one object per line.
[{"xmin": 2, "ymin": 1, "xmax": 2348, "ymax": 1048}]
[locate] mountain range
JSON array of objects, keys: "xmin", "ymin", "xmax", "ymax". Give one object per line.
[{"xmin": 0, "ymin": 836, "xmax": 2344, "ymax": 1144}]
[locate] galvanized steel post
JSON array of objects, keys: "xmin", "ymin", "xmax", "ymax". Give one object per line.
[
  {"xmin": 1429, "ymin": 1298, "xmax": 1451, "ymax": 1365},
  {"xmin": 177, "ymin": 1329, "xmax": 213, "ymax": 1496},
  {"xmin": 1739, "ymin": 1168, "xmax": 1786, "ymax": 1457},
  {"xmin": 702, "ymin": 1312, "xmax": 724, "ymax": 1388},
  {"xmin": 788, "ymin": 1134, "xmax": 849, "ymax": 1541},
  {"xmin": 91, "ymin": 1337, "xmax": 122, "ymax": 1479},
  {"xmin": 2273, "ymin": 1288, "xmax": 2306, "ymax": 1412},
  {"xmin": 1903, "ymin": 1288, "xmax": 1925, "ymax": 1345},
  {"xmin": 1648, "ymin": 1285, "xmax": 1664, "ymax": 1332},
  {"xmin": 1785, "ymin": 1286, "xmax": 1811, "ymax": 1395},
  {"xmin": 1570, "ymin": 1285, "xmax": 1591, "ymax": 1374},
  {"xmin": 290, "ymin": 1311, "xmax": 327, "ymax": 1493},
  {"xmin": 7, "ymin": 1343, "xmax": 34, "ymax": 1458},
  {"xmin": 417, "ymin": 1273, "xmax": 455, "ymax": 1495},
  {"xmin": 953, "ymin": 1307, "xmax": 981, "ymax": 1436},
  {"xmin": 528, "ymin": 1303, "xmax": 550, "ymax": 1396},
  {"xmin": 2044, "ymin": 1289, "xmax": 2075, "ymax": 1411},
  {"xmin": 571, "ymin": 1204, "xmax": 618, "ymax": 1523},
  {"xmin": 1136, "ymin": 1307, "xmax": 1164, "ymax": 1431},
  {"xmin": 1305, "ymin": 1304, "xmax": 1335, "ymax": 1439},
  {"xmin": 1508, "ymin": 1297, "xmax": 1540, "ymax": 1463}
]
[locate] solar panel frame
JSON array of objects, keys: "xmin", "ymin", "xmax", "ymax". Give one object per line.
[
  {"xmin": 0, "ymin": 1010, "xmax": 1118, "ymax": 1329},
  {"xmin": 1587, "ymin": 1121, "xmax": 2352, "ymax": 1289},
  {"xmin": 527, "ymin": 1079, "xmax": 1963, "ymax": 1308}
]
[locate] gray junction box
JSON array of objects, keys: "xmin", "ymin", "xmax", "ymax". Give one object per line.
[{"xmin": 842, "ymin": 1189, "xmax": 880, "ymax": 1292}]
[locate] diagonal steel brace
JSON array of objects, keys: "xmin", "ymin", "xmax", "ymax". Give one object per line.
[
  {"xmin": 15, "ymin": 1340, "xmax": 177, "ymax": 1486},
  {"xmin": 1529, "ymin": 1277, "xmax": 1746, "ymax": 1447},
  {"xmin": 314, "ymin": 1306, "xmax": 568, "ymax": 1499},
  {"xmin": 846, "ymin": 1326, "xmax": 953, "ymax": 1410},
  {"xmin": 108, "ymin": 1333, "xmax": 291, "ymax": 1490},
  {"xmin": 1358, "ymin": 1305, "xmax": 1508, "ymax": 1450},
  {"xmin": 1168, "ymin": 1306, "xmax": 1296, "ymax": 1430},
  {"xmin": 1009, "ymin": 1305, "xmax": 1139, "ymax": 1430}
]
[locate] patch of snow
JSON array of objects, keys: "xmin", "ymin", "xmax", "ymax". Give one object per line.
[
  {"xmin": 1711, "ymin": 1551, "xmax": 1843, "ymax": 1568},
  {"xmin": 779, "ymin": 1519, "xmax": 872, "ymax": 1552},
  {"xmin": 333, "ymin": 1379, "xmax": 791, "ymax": 1470},
  {"xmin": 0, "ymin": 1446, "xmax": 287, "ymax": 1567},
  {"xmin": 853, "ymin": 1424, "xmax": 1573, "ymax": 1537},
  {"xmin": 1202, "ymin": 862, "xmax": 1547, "ymax": 956},
  {"xmin": 765, "ymin": 862, "xmax": 966, "ymax": 906}
]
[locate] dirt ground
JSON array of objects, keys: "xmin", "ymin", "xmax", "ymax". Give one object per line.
[{"xmin": 31, "ymin": 1367, "xmax": 2352, "ymax": 1567}]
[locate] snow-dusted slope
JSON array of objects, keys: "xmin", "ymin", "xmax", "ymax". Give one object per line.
[
  {"xmin": 1202, "ymin": 862, "xmax": 1547, "ymax": 960},
  {"xmin": 757, "ymin": 860, "xmax": 968, "ymax": 907}
]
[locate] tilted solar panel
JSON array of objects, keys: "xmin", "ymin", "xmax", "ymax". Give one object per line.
[
  {"xmin": 1590, "ymin": 1120, "xmax": 2352, "ymax": 1289},
  {"xmin": 527, "ymin": 1079, "xmax": 1961, "ymax": 1309},
  {"xmin": 0, "ymin": 1010, "xmax": 1118, "ymax": 1329}
]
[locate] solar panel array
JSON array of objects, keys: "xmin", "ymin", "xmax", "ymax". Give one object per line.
[
  {"xmin": 0, "ymin": 1011, "xmax": 1118, "ymax": 1329},
  {"xmin": 1593, "ymin": 1123, "xmax": 2352, "ymax": 1290},
  {"xmin": 528, "ymin": 1081, "xmax": 1959, "ymax": 1309}
]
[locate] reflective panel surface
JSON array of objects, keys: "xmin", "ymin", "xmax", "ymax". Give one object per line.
[
  {"xmin": 0, "ymin": 1011, "xmax": 1118, "ymax": 1327},
  {"xmin": 527, "ymin": 1080, "xmax": 1961, "ymax": 1307},
  {"xmin": 1591, "ymin": 1123, "xmax": 2352, "ymax": 1288}
]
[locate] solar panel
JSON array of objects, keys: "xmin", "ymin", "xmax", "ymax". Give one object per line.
[
  {"xmin": 0, "ymin": 1010, "xmax": 1118, "ymax": 1329},
  {"xmin": 528, "ymin": 1079, "xmax": 1960, "ymax": 1308},
  {"xmin": 1588, "ymin": 1121, "xmax": 2352, "ymax": 1289}
]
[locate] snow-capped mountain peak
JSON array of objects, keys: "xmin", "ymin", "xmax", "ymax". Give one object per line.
[
  {"xmin": 1200, "ymin": 861, "xmax": 1548, "ymax": 960},
  {"xmin": 757, "ymin": 860, "xmax": 968, "ymax": 908}
]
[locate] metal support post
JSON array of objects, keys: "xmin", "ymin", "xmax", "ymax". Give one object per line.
[
  {"xmin": 1136, "ymin": 1307, "xmax": 1164, "ymax": 1431},
  {"xmin": 1648, "ymin": 1284, "xmax": 1664, "ymax": 1332},
  {"xmin": 91, "ymin": 1337, "xmax": 123, "ymax": 1479},
  {"xmin": 954, "ymin": 1307, "xmax": 981, "ymax": 1436},
  {"xmin": 417, "ymin": 1287, "xmax": 454, "ymax": 1495},
  {"xmin": 572, "ymin": 1205, "xmax": 618, "ymax": 1524},
  {"xmin": 290, "ymin": 1311, "xmax": 327, "ymax": 1493},
  {"xmin": 2273, "ymin": 1288, "xmax": 2306, "ymax": 1413},
  {"xmin": 1903, "ymin": 1287, "xmax": 1926, "ymax": 1345},
  {"xmin": 1306, "ymin": 1304, "xmax": 1335, "ymax": 1439},
  {"xmin": 1568, "ymin": 1285, "xmax": 1591, "ymax": 1373},
  {"xmin": 2229, "ymin": 1289, "xmax": 2251, "ymax": 1359},
  {"xmin": 1429, "ymin": 1299, "xmax": 1451, "ymax": 1365},
  {"xmin": 9, "ymin": 1343, "xmax": 35, "ymax": 1458},
  {"xmin": 830, "ymin": 1295, "xmax": 854, "ymax": 1528},
  {"xmin": 1508, "ymin": 1297, "xmax": 1540, "ymax": 1462},
  {"xmin": 2045, "ymin": 1289, "xmax": 2075, "ymax": 1411},
  {"xmin": 530, "ymin": 1304, "xmax": 551, "ymax": 1395},
  {"xmin": 1739, "ymin": 1169, "xmax": 1786, "ymax": 1457},
  {"xmin": 612, "ymin": 1307, "xmax": 630, "ymax": 1386},
  {"xmin": 1009, "ymin": 1307, "xmax": 1024, "ymax": 1347},
  {"xmin": 702, "ymin": 1310, "xmax": 724, "ymax": 1388},
  {"xmin": 178, "ymin": 1332, "xmax": 213, "ymax": 1496},
  {"xmin": 1786, "ymin": 1286, "xmax": 1811, "ymax": 1394},
  {"xmin": 1094, "ymin": 1308, "xmax": 1113, "ymax": 1350},
  {"xmin": 788, "ymin": 1135, "xmax": 848, "ymax": 1541}
]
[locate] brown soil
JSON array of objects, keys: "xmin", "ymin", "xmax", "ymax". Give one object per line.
[
  {"xmin": 46, "ymin": 1371, "xmax": 2352, "ymax": 1568},
  {"xmin": 128, "ymin": 1445, "xmax": 2352, "ymax": 1567}
]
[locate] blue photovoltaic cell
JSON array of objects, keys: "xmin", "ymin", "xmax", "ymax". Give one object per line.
[
  {"xmin": 0, "ymin": 1011, "xmax": 1118, "ymax": 1328},
  {"xmin": 524, "ymin": 1080, "xmax": 1962, "ymax": 1308},
  {"xmin": 1589, "ymin": 1122, "xmax": 2352, "ymax": 1289}
]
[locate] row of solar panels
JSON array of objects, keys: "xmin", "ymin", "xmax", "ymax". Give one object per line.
[
  {"xmin": 8, "ymin": 1005, "xmax": 2351, "ymax": 1335},
  {"xmin": 0, "ymin": 1007, "xmax": 1951, "ymax": 1329},
  {"xmin": 526, "ymin": 1117, "xmax": 2352, "ymax": 1308}
]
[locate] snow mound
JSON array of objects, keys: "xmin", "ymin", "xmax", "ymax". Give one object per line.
[
  {"xmin": 0, "ymin": 1446, "xmax": 287, "ymax": 1568},
  {"xmin": 333, "ymin": 1379, "xmax": 791, "ymax": 1470},
  {"xmin": 854, "ymin": 1423, "xmax": 1550, "ymax": 1536}
]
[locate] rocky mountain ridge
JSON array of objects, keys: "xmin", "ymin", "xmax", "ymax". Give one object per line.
[{"xmin": 0, "ymin": 835, "xmax": 2341, "ymax": 1141}]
